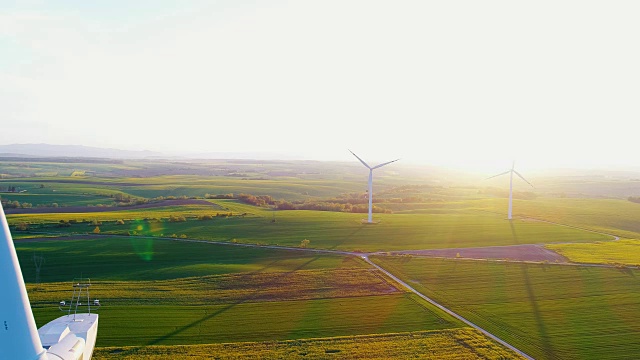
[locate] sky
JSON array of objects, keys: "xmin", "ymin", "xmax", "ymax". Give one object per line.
[{"xmin": 1, "ymin": 1, "xmax": 639, "ymax": 172}]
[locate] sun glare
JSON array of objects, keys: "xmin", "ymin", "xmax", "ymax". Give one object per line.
[{"xmin": 1, "ymin": 1, "xmax": 638, "ymax": 172}]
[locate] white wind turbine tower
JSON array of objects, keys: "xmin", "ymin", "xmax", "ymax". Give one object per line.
[
  {"xmin": 486, "ymin": 161, "xmax": 534, "ymax": 220},
  {"xmin": 1, "ymin": 203, "xmax": 99, "ymax": 360},
  {"xmin": 349, "ymin": 150, "xmax": 399, "ymax": 223}
]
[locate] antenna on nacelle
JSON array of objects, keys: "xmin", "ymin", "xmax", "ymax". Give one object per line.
[{"xmin": 58, "ymin": 278, "xmax": 101, "ymax": 318}]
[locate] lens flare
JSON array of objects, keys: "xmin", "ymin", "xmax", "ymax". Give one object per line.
[
  {"xmin": 128, "ymin": 219, "xmax": 165, "ymax": 261},
  {"xmin": 129, "ymin": 238, "xmax": 154, "ymax": 261}
]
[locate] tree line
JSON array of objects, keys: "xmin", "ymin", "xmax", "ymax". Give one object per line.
[
  {"xmin": 213, "ymin": 192, "xmax": 392, "ymax": 214},
  {"xmin": 0, "ymin": 199, "xmax": 33, "ymax": 209},
  {"xmin": 628, "ymin": 196, "xmax": 640, "ymax": 204}
]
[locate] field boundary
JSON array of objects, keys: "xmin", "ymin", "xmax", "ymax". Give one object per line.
[
  {"xmin": 3, "ymin": 199, "xmax": 220, "ymax": 214},
  {"xmin": 521, "ymin": 217, "xmax": 620, "ymax": 241},
  {"xmin": 362, "ymin": 255, "xmax": 533, "ymax": 360},
  {"xmin": 476, "ymin": 209, "xmax": 621, "ymax": 241},
  {"xmin": 19, "ymin": 233, "xmax": 532, "ymax": 358}
]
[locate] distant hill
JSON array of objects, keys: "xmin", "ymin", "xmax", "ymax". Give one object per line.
[
  {"xmin": 0, "ymin": 144, "xmax": 299, "ymax": 161},
  {"xmin": 0, "ymin": 144, "xmax": 161, "ymax": 159}
]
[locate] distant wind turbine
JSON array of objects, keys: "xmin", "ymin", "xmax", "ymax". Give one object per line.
[
  {"xmin": 486, "ymin": 161, "xmax": 534, "ymax": 220},
  {"xmin": 349, "ymin": 150, "xmax": 399, "ymax": 223}
]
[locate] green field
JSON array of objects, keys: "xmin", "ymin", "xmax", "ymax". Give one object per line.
[
  {"xmin": 11, "ymin": 203, "xmax": 609, "ymax": 252},
  {"xmin": 8, "ymin": 204, "xmax": 230, "ymax": 229},
  {"xmin": 18, "ymin": 238, "xmax": 464, "ymax": 347},
  {"xmin": 1, "ymin": 180, "xmax": 133, "ymax": 199},
  {"xmin": 474, "ymin": 197, "xmax": 640, "ymax": 239},
  {"xmin": 34, "ymin": 294, "xmax": 461, "ymax": 347},
  {"xmin": 93, "ymin": 328, "xmax": 523, "ymax": 359},
  {"xmin": 1, "ymin": 171, "xmax": 377, "ymax": 202},
  {"xmin": 121, "ymin": 177, "xmax": 362, "ymax": 200},
  {"xmin": 370, "ymin": 256, "xmax": 640, "ymax": 360},
  {"xmin": 7, "ymin": 159, "xmax": 640, "ymax": 358},
  {"xmin": 0, "ymin": 193, "xmax": 113, "ymax": 207},
  {"xmin": 28, "ymin": 268, "xmax": 400, "ymax": 306},
  {"xmin": 16, "ymin": 238, "xmax": 365, "ymax": 282}
]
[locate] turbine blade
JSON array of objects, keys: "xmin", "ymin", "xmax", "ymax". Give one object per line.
[
  {"xmin": 372, "ymin": 158, "xmax": 400, "ymax": 169},
  {"xmin": 513, "ymin": 170, "xmax": 534, "ymax": 188},
  {"xmin": 485, "ymin": 170, "xmax": 510, "ymax": 180},
  {"xmin": 349, "ymin": 150, "xmax": 371, "ymax": 169}
]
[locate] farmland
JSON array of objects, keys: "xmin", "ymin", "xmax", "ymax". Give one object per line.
[
  {"xmin": 5, "ymin": 157, "xmax": 640, "ymax": 358},
  {"xmin": 370, "ymin": 256, "xmax": 640, "ymax": 360},
  {"xmin": 16, "ymin": 237, "xmax": 369, "ymax": 282},
  {"xmin": 473, "ymin": 197, "xmax": 640, "ymax": 239},
  {"xmin": 9, "ymin": 204, "xmax": 609, "ymax": 252},
  {"xmin": 92, "ymin": 328, "xmax": 521, "ymax": 359},
  {"xmin": 35, "ymin": 295, "xmax": 459, "ymax": 347},
  {"xmin": 546, "ymin": 239, "xmax": 640, "ymax": 266},
  {"xmin": 17, "ymin": 238, "xmax": 464, "ymax": 348}
]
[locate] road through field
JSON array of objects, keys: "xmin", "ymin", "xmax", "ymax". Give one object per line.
[
  {"xmin": 17, "ymin": 214, "xmax": 628, "ymax": 358},
  {"xmin": 173, "ymin": 238, "xmax": 532, "ymax": 358},
  {"xmin": 21, "ymin": 233, "xmax": 531, "ymax": 359},
  {"xmin": 522, "ymin": 217, "xmax": 620, "ymax": 241},
  {"xmin": 361, "ymin": 255, "xmax": 533, "ymax": 360}
]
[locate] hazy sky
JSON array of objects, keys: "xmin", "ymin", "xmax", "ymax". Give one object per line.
[{"xmin": 1, "ymin": 1, "xmax": 638, "ymax": 171}]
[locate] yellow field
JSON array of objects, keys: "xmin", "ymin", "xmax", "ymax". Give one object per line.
[
  {"xmin": 93, "ymin": 328, "xmax": 524, "ymax": 359},
  {"xmin": 546, "ymin": 239, "xmax": 640, "ymax": 266}
]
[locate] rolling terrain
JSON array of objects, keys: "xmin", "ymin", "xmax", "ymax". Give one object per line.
[{"xmin": 5, "ymin": 157, "xmax": 640, "ymax": 359}]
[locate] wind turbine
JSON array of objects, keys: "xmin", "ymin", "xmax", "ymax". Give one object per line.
[
  {"xmin": 486, "ymin": 161, "xmax": 534, "ymax": 220},
  {"xmin": 349, "ymin": 150, "xmax": 399, "ymax": 223}
]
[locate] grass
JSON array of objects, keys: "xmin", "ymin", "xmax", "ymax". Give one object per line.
[
  {"xmin": 474, "ymin": 197, "xmax": 640, "ymax": 239},
  {"xmin": 92, "ymin": 327, "xmax": 523, "ymax": 359},
  {"xmin": 11, "ymin": 204, "xmax": 610, "ymax": 252},
  {"xmin": 122, "ymin": 178, "xmax": 361, "ymax": 200},
  {"xmin": 15, "ymin": 238, "xmax": 365, "ymax": 282},
  {"xmin": 8, "ymin": 186, "xmax": 640, "ymax": 245},
  {"xmin": 26, "ymin": 268, "xmax": 401, "ymax": 306},
  {"xmin": 0, "ymin": 160, "xmax": 148, "ymax": 177},
  {"xmin": 8, "ymin": 164, "xmax": 640, "ymax": 358},
  {"xmin": 0, "ymin": 180, "xmax": 133, "ymax": 198},
  {"xmin": 6, "ymin": 204, "xmax": 222, "ymax": 223},
  {"xmin": 33, "ymin": 294, "xmax": 462, "ymax": 347},
  {"xmin": 546, "ymin": 239, "xmax": 640, "ymax": 266},
  {"xmin": 370, "ymin": 256, "xmax": 640, "ymax": 360},
  {"xmin": 20, "ymin": 238, "xmax": 463, "ymax": 347},
  {"xmin": 0, "ymin": 193, "xmax": 111, "ymax": 206},
  {"xmin": 1, "ymin": 173, "xmax": 369, "ymax": 201}
]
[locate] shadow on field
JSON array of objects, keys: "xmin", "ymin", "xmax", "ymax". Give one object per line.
[
  {"xmin": 115, "ymin": 254, "xmax": 323, "ymax": 354},
  {"xmin": 617, "ymin": 266, "xmax": 637, "ymax": 277},
  {"xmin": 328, "ymin": 225, "xmax": 365, "ymax": 250},
  {"xmin": 510, "ymin": 221, "xmax": 557, "ymax": 359}
]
